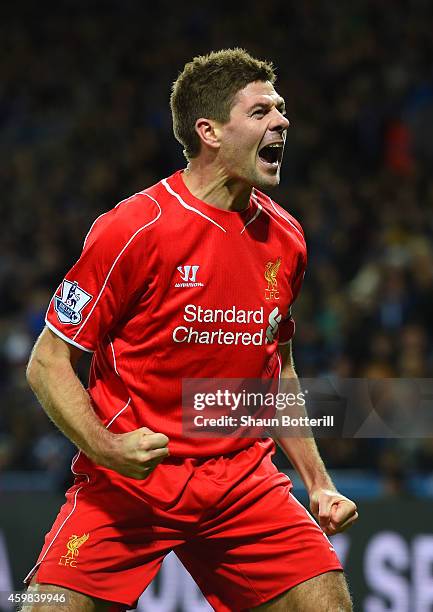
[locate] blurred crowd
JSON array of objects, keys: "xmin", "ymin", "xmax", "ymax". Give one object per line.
[{"xmin": 1, "ymin": 0, "xmax": 433, "ymax": 492}]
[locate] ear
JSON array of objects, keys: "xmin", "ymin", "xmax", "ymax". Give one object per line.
[{"xmin": 194, "ymin": 118, "xmax": 221, "ymax": 151}]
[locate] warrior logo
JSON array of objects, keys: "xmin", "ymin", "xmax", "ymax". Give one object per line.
[
  {"xmin": 175, "ymin": 265, "xmax": 204, "ymax": 288},
  {"xmin": 264, "ymin": 257, "xmax": 281, "ymax": 300},
  {"xmin": 58, "ymin": 533, "xmax": 89, "ymax": 568},
  {"xmin": 54, "ymin": 280, "xmax": 92, "ymax": 324}
]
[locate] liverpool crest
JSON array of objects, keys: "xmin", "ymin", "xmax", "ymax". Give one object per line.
[
  {"xmin": 264, "ymin": 257, "xmax": 281, "ymax": 300},
  {"xmin": 58, "ymin": 533, "xmax": 90, "ymax": 568}
]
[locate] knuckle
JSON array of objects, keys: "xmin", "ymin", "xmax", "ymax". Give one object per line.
[
  {"xmin": 140, "ymin": 440, "xmax": 150, "ymax": 451},
  {"xmin": 155, "ymin": 433, "xmax": 169, "ymax": 447}
]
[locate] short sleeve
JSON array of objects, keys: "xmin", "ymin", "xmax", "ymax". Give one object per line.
[
  {"xmin": 278, "ymin": 249, "xmax": 307, "ymax": 345},
  {"xmin": 45, "ymin": 194, "xmax": 160, "ymax": 352}
]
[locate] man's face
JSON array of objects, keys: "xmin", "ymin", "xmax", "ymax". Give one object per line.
[{"xmin": 217, "ymin": 81, "xmax": 289, "ymax": 189}]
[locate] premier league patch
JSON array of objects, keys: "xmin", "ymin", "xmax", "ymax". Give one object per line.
[{"xmin": 54, "ymin": 280, "xmax": 93, "ymax": 324}]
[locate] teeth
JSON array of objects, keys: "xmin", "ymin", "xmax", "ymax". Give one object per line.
[{"xmin": 268, "ymin": 143, "xmax": 282, "ymax": 148}]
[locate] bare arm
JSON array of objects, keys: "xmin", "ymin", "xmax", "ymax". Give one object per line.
[
  {"xmin": 26, "ymin": 327, "xmax": 169, "ymax": 479},
  {"xmin": 271, "ymin": 341, "xmax": 358, "ymax": 534},
  {"xmin": 274, "ymin": 341, "xmax": 335, "ymax": 493}
]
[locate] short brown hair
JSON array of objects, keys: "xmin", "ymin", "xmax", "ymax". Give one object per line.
[{"xmin": 170, "ymin": 48, "xmax": 276, "ymax": 160}]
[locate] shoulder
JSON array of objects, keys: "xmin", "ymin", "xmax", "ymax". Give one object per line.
[
  {"xmin": 253, "ymin": 189, "xmax": 306, "ymax": 249},
  {"xmin": 83, "ymin": 181, "xmax": 164, "ymax": 251}
]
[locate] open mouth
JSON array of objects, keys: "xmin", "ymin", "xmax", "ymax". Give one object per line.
[{"xmin": 258, "ymin": 143, "xmax": 283, "ymax": 167}]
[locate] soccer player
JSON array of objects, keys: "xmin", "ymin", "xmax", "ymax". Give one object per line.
[{"xmin": 24, "ymin": 49, "xmax": 358, "ymax": 611}]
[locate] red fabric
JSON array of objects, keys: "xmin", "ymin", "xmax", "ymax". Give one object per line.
[
  {"xmin": 45, "ymin": 170, "xmax": 307, "ymax": 457},
  {"xmin": 27, "ymin": 442, "xmax": 341, "ymax": 610}
]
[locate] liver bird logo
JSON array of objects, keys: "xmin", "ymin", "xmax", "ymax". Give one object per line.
[
  {"xmin": 59, "ymin": 533, "xmax": 90, "ymax": 567},
  {"xmin": 65, "ymin": 533, "xmax": 89, "ymax": 558},
  {"xmin": 265, "ymin": 257, "xmax": 282, "ymax": 291}
]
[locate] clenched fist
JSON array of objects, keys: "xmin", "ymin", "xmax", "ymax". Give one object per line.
[
  {"xmin": 96, "ymin": 427, "xmax": 170, "ymax": 479},
  {"xmin": 309, "ymin": 488, "xmax": 358, "ymax": 535}
]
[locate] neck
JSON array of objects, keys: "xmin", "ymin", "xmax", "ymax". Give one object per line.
[{"xmin": 182, "ymin": 159, "xmax": 252, "ymax": 212}]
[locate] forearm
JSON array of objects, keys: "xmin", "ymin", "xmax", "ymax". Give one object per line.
[
  {"xmin": 275, "ymin": 436, "xmax": 335, "ymax": 494},
  {"xmin": 272, "ymin": 349, "xmax": 335, "ymax": 494},
  {"xmin": 26, "ymin": 327, "xmax": 169, "ymax": 480},
  {"xmin": 26, "ymin": 348, "xmax": 113, "ymax": 463}
]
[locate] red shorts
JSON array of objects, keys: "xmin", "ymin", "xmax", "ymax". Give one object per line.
[{"xmin": 25, "ymin": 440, "xmax": 342, "ymax": 611}]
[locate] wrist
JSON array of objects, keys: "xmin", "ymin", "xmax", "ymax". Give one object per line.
[
  {"xmin": 307, "ymin": 476, "xmax": 336, "ymax": 497},
  {"xmin": 83, "ymin": 429, "xmax": 117, "ymax": 467}
]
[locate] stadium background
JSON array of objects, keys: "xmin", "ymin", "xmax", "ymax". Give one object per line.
[{"xmin": 1, "ymin": 1, "xmax": 433, "ymax": 610}]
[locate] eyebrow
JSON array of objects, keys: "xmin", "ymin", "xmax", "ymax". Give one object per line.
[{"xmin": 250, "ymin": 99, "xmax": 286, "ymax": 113}]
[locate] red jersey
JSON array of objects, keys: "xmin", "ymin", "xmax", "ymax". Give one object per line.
[{"xmin": 46, "ymin": 170, "xmax": 307, "ymax": 457}]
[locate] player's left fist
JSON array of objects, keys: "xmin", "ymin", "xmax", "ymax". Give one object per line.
[{"xmin": 309, "ymin": 488, "xmax": 358, "ymax": 535}]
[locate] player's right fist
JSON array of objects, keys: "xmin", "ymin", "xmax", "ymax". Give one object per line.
[{"xmin": 98, "ymin": 427, "xmax": 170, "ymax": 479}]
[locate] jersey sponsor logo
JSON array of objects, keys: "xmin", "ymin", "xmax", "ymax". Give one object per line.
[
  {"xmin": 264, "ymin": 257, "xmax": 281, "ymax": 300},
  {"xmin": 54, "ymin": 280, "xmax": 92, "ymax": 324},
  {"xmin": 175, "ymin": 265, "xmax": 204, "ymax": 288},
  {"xmin": 58, "ymin": 533, "xmax": 89, "ymax": 568},
  {"xmin": 172, "ymin": 304, "xmax": 282, "ymax": 346}
]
